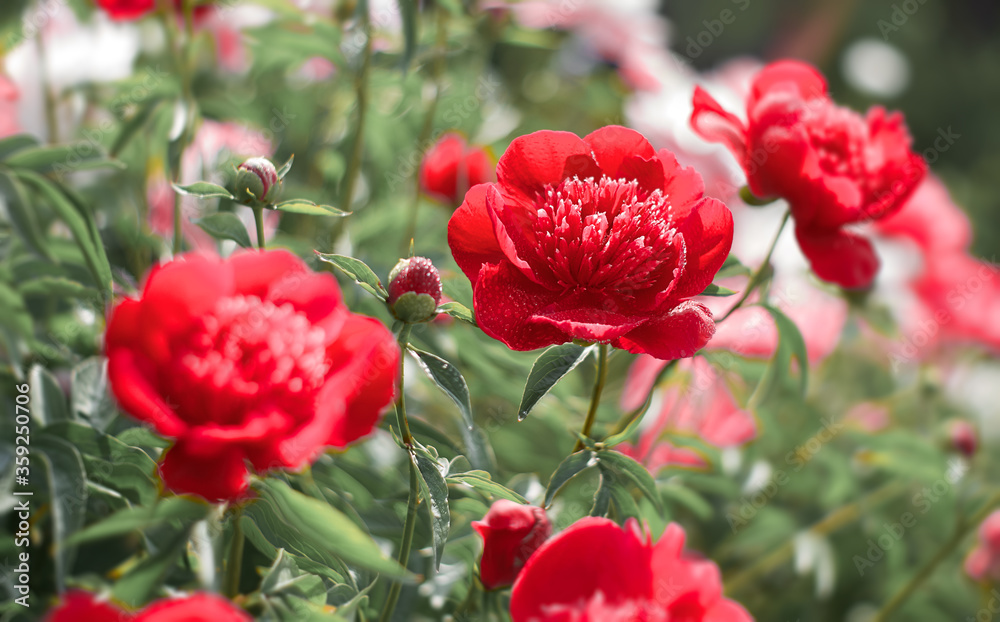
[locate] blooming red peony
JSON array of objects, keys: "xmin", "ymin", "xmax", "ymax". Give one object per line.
[
  {"xmin": 97, "ymin": 0, "xmax": 211, "ymax": 21},
  {"xmin": 420, "ymin": 133, "xmax": 494, "ymax": 205},
  {"xmin": 105, "ymin": 250, "xmax": 399, "ymax": 501},
  {"xmin": 691, "ymin": 60, "xmax": 926, "ymax": 289},
  {"xmin": 448, "ymin": 126, "xmax": 734, "ymax": 360},
  {"xmin": 509, "ymin": 517, "xmax": 752, "ymax": 621},
  {"xmin": 472, "ymin": 500, "xmax": 552, "ymax": 589},
  {"xmin": 46, "ymin": 591, "xmax": 251, "ymax": 621}
]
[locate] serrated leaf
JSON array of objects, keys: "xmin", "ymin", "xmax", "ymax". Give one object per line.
[
  {"xmin": 315, "ymin": 253, "xmax": 387, "ymax": 300},
  {"xmin": 172, "ymin": 181, "xmax": 235, "ymax": 199},
  {"xmin": 0, "ymin": 171, "xmax": 53, "ymax": 260},
  {"xmin": 194, "ymin": 212, "xmax": 254, "ymax": 249},
  {"xmin": 447, "ymin": 471, "xmax": 528, "ymax": 504},
  {"xmin": 700, "ymin": 283, "xmax": 737, "ymax": 297},
  {"xmin": 65, "ymin": 497, "xmax": 210, "ymax": 546},
  {"xmin": 518, "ymin": 343, "xmax": 595, "ymax": 421},
  {"xmin": 253, "ymin": 478, "xmax": 413, "ymax": 580},
  {"xmin": 544, "ymin": 450, "xmax": 596, "ymax": 507},
  {"xmin": 437, "ymin": 301, "xmax": 476, "ymax": 325},
  {"xmin": 597, "ymin": 450, "xmax": 664, "ymax": 515},
  {"xmin": 274, "ymin": 199, "xmax": 350, "ymax": 217},
  {"xmin": 412, "ymin": 448, "xmax": 451, "ymax": 570}
]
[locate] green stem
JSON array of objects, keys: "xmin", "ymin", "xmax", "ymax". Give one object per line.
[
  {"xmin": 253, "ymin": 205, "xmax": 266, "ymax": 250},
  {"xmin": 872, "ymin": 492, "xmax": 1000, "ymax": 621},
  {"xmin": 378, "ymin": 450, "xmax": 419, "ymax": 622},
  {"xmin": 340, "ymin": 8, "xmax": 373, "ymax": 212},
  {"xmin": 224, "ymin": 507, "xmax": 244, "ymax": 598},
  {"xmin": 725, "ymin": 481, "xmax": 904, "ymax": 595},
  {"xmin": 394, "ymin": 324, "xmax": 413, "ymax": 446},
  {"xmin": 718, "ymin": 210, "xmax": 790, "ymax": 323},
  {"xmin": 573, "ymin": 344, "xmax": 609, "ymax": 452}
]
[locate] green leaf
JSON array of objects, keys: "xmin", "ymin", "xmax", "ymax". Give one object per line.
[
  {"xmin": 116, "ymin": 426, "xmax": 170, "ymax": 450},
  {"xmin": 194, "ymin": 212, "xmax": 254, "ymax": 249},
  {"xmin": 112, "ymin": 527, "xmax": 190, "ymax": 607},
  {"xmin": 716, "ymin": 254, "xmax": 751, "ymax": 280},
  {"xmin": 749, "ymin": 304, "xmax": 809, "ymax": 408},
  {"xmin": 597, "ymin": 450, "xmax": 664, "ymax": 515},
  {"xmin": 437, "ymin": 301, "xmax": 476, "ymax": 325},
  {"xmin": 16, "ymin": 171, "xmax": 114, "ymax": 303},
  {"xmin": 4, "ymin": 144, "xmax": 122, "ymax": 174},
  {"xmin": 660, "ymin": 483, "xmax": 713, "ymax": 521},
  {"xmin": 739, "ymin": 186, "xmax": 779, "ymax": 207},
  {"xmin": 29, "ymin": 365, "xmax": 69, "ymax": 427},
  {"xmin": 241, "ymin": 512, "xmax": 348, "ymax": 584},
  {"xmin": 273, "ymin": 199, "xmax": 350, "ymax": 217},
  {"xmin": 411, "ymin": 447, "xmax": 451, "ymax": 571},
  {"xmin": 35, "ymin": 434, "xmax": 89, "ymax": 592},
  {"xmin": 447, "ymin": 471, "xmax": 528, "ymax": 504},
  {"xmin": 315, "ymin": 253, "xmax": 387, "ymax": 300},
  {"xmin": 0, "ymin": 171, "xmax": 53, "ymax": 260},
  {"xmin": 396, "ymin": 0, "xmax": 418, "ymax": 70},
  {"xmin": 544, "ymin": 450, "xmax": 596, "ymax": 507},
  {"xmin": 172, "ymin": 181, "xmax": 235, "ymax": 199},
  {"xmin": 18, "ymin": 277, "xmax": 96, "ymax": 299},
  {"xmin": 590, "ymin": 472, "xmax": 613, "ymax": 517},
  {"xmin": 276, "ymin": 154, "xmax": 295, "ymax": 180},
  {"xmin": 70, "ymin": 357, "xmax": 118, "ymax": 431},
  {"xmin": 253, "ymin": 478, "xmax": 414, "ymax": 580},
  {"xmin": 518, "ymin": 343, "xmax": 595, "ymax": 421},
  {"xmin": 699, "ymin": 283, "xmax": 737, "ymax": 297},
  {"xmin": 65, "ymin": 497, "xmax": 210, "ymax": 546},
  {"xmin": 407, "ymin": 347, "xmax": 491, "ymax": 471},
  {"xmin": 0, "ymin": 134, "xmax": 40, "ymax": 160},
  {"xmin": 111, "ymin": 97, "xmax": 166, "ymax": 157}
]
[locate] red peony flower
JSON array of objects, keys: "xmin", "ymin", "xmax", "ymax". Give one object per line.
[
  {"xmin": 420, "ymin": 133, "xmax": 495, "ymax": 205},
  {"xmin": 690, "ymin": 60, "xmax": 926, "ymax": 289},
  {"xmin": 472, "ymin": 500, "xmax": 552, "ymax": 589},
  {"xmin": 105, "ymin": 250, "xmax": 399, "ymax": 501},
  {"xmin": 510, "ymin": 517, "xmax": 752, "ymax": 621},
  {"xmin": 447, "ymin": 126, "xmax": 734, "ymax": 360},
  {"xmin": 45, "ymin": 591, "xmax": 251, "ymax": 621},
  {"xmin": 97, "ymin": 0, "xmax": 211, "ymax": 21}
]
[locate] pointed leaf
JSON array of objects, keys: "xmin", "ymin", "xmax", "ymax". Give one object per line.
[
  {"xmin": 699, "ymin": 283, "xmax": 737, "ymax": 297},
  {"xmin": 437, "ymin": 301, "xmax": 476, "ymax": 325},
  {"xmin": 34, "ymin": 434, "xmax": 88, "ymax": 592},
  {"xmin": 172, "ymin": 181, "xmax": 235, "ymax": 199},
  {"xmin": 276, "ymin": 154, "xmax": 295, "ymax": 180},
  {"xmin": 194, "ymin": 212, "xmax": 254, "ymax": 249},
  {"xmin": 447, "ymin": 471, "xmax": 528, "ymax": 504},
  {"xmin": 518, "ymin": 343, "xmax": 595, "ymax": 420},
  {"xmin": 315, "ymin": 253, "xmax": 387, "ymax": 300},
  {"xmin": 411, "ymin": 447, "xmax": 451, "ymax": 570},
  {"xmin": 29, "ymin": 365, "xmax": 69, "ymax": 427},
  {"xmin": 544, "ymin": 450, "xmax": 596, "ymax": 507},
  {"xmin": 0, "ymin": 134, "xmax": 40, "ymax": 160},
  {"xmin": 597, "ymin": 450, "xmax": 664, "ymax": 515},
  {"xmin": 65, "ymin": 497, "xmax": 210, "ymax": 546},
  {"xmin": 0, "ymin": 171, "xmax": 53, "ymax": 260},
  {"xmin": 5, "ymin": 144, "xmax": 121, "ymax": 173},
  {"xmin": 274, "ymin": 199, "xmax": 350, "ymax": 217}
]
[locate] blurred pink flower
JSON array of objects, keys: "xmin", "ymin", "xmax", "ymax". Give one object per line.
[
  {"xmin": 844, "ymin": 402, "xmax": 890, "ymax": 433},
  {"xmin": 0, "ymin": 75, "xmax": 21, "ymax": 137},
  {"xmin": 620, "ymin": 357, "xmax": 756, "ymax": 472},
  {"xmin": 966, "ymin": 511, "xmax": 1000, "ymax": 583}
]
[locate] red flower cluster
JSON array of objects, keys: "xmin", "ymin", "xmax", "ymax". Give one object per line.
[
  {"xmin": 46, "ymin": 591, "xmax": 249, "ymax": 621},
  {"xmin": 97, "ymin": 0, "xmax": 211, "ymax": 21},
  {"xmin": 448, "ymin": 126, "xmax": 733, "ymax": 360},
  {"xmin": 691, "ymin": 60, "xmax": 926, "ymax": 289},
  {"xmin": 510, "ymin": 518, "xmax": 752, "ymax": 621},
  {"xmin": 473, "ymin": 500, "xmax": 552, "ymax": 589},
  {"xmin": 105, "ymin": 250, "xmax": 399, "ymax": 501},
  {"xmin": 420, "ymin": 133, "xmax": 495, "ymax": 205}
]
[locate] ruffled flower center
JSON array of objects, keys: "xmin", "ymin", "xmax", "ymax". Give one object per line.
[
  {"xmin": 167, "ymin": 295, "xmax": 329, "ymax": 426},
  {"xmin": 802, "ymin": 101, "xmax": 877, "ymax": 190},
  {"xmin": 531, "ymin": 175, "xmax": 681, "ymax": 293}
]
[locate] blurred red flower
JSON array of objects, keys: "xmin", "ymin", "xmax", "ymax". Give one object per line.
[
  {"xmin": 105, "ymin": 250, "xmax": 399, "ymax": 501},
  {"xmin": 420, "ymin": 133, "xmax": 495, "ymax": 206},
  {"xmin": 691, "ymin": 60, "xmax": 926, "ymax": 289},
  {"xmin": 97, "ymin": 0, "xmax": 211, "ymax": 21},
  {"xmin": 448, "ymin": 126, "xmax": 733, "ymax": 360},
  {"xmin": 46, "ymin": 591, "xmax": 250, "ymax": 621},
  {"xmin": 510, "ymin": 517, "xmax": 752, "ymax": 621},
  {"xmin": 472, "ymin": 500, "xmax": 551, "ymax": 589},
  {"xmin": 966, "ymin": 511, "xmax": 1000, "ymax": 583}
]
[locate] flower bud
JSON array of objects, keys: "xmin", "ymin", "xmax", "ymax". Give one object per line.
[
  {"xmin": 387, "ymin": 257, "xmax": 442, "ymax": 323},
  {"xmin": 472, "ymin": 500, "xmax": 551, "ymax": 590},
  {"xmin": 944, "ymin": 419, "xmax": 977, "ymax": 458},
  {"xmin": 234, "ymin": 157, "xmax": 280, "ymax": 206}
]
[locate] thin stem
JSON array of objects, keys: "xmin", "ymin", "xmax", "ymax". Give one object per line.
[
  {"xmin": 253, "ymin": 205, "xmax": 266, "ymax": 250},
  {"xmin": 34, "ymin": 36, "xmax": 59, "ymax": 144},
  {"xmin": 725, "ymin": 481, "xmax": 905, "ymax": 595},
  {"xmin": 718, "ymin": 210, "xmax": 790, "ymax": 323},
  {"xmin": 872, "ymin": 491, "xmax": 1000, "ymax": 621},
  {"xmin": 395, "ymin": 324, "xmax": 413, "ymax": 446},
  {"xmin": 224, "ymin": 507, "xmax": 245, "ymax": 598},
  {"xmin": 378, "ymin": 451, "xmax": 419, "ymax": 622},
  {"xmin": 339, "ymin": 8, "xmax": 373, "ymax": 212},
  {"xmin": 573, "ymin": 344, "xmax": 609, "ymax": 452}
]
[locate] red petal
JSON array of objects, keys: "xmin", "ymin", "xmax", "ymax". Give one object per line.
[
  {"xmin": 229, "ymin": 248, "xmax": 309, "ymax": 298},
  {"xmin": 583, "ymin": 125, "xmax": 657, "ymax": 179},
  {"xmin": 533, "ymin": 306, "xmax": 649, "ymax": 342},
  {"xmin": 496, "ymin": 130, "xmax": 592, "ymax": 198},
  {"xmin": 323, "ymin": 314, "xmax": 400, "ymax": 447},
  {"xmin": 45, "ymin": 591, "xmax": 128, "ymax": 622},
  {"xmin": 106, "ymin": 349, "xmax": 186, "ymax": 437},
  {"xmin": 139, "ymin": 253, "xmax": 233, "ymax": 350},
  {"xmin": 613, "ymin": 301, "xmax": 716, "ymax": 361},
  {"xmin": 748, "ymin": 59, "xmax": 827, "ymax": 110},
  {"xmin": 159, "ymin": 440, "xmax": 249, "ymax": 502},
  {"xmin": 510, "ymin": 517, "xmax": 653, "ymax": 620},
  {"xmin": 795, "ymin": 226, "xmax": 880, "ymax": 289},
  {"xmin": 690, "ymin": 86, "xmax": 748, "ymax": 166},
  {"xmin": 659, "ymin": 148, "xmax": 706, "ymax": 209},
  {"xmin": 472, "ymin": 262, "xmax": 568, "ymax": 351},
  {"xmin": 486, "ymin": 186, "xmax": 545, "ymax": 283},
  {"xmin": 670, "ymin": 197, "xmax": 734, "ymax": 300},
  {"xmin": 136, "ymin": 593, "xmax": 251, "ymax": 622},
  {"xmin": 447, "ymin": 183, "xmax": 507, "ymax": 286},
  {"xmin": 269, "ymin": 272, "xmax": 346, "ymax": 334}
]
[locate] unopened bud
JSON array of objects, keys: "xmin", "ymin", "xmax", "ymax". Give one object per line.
[
  {"xmin": 388, "ymin": 257, "xmax": 442, "ymax": 323},
  {"xmin": 234, "ymin": 157, "xmax": 280, "ymax": 206}
]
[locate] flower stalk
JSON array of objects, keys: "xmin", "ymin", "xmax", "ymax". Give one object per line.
[
  {"xmin": 573, "ymin": 344, "xmax": 609, "ymax": 452},
  {"xmin": 718, "ymin": 209, "xmax": 790, "ymax": 323}
]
